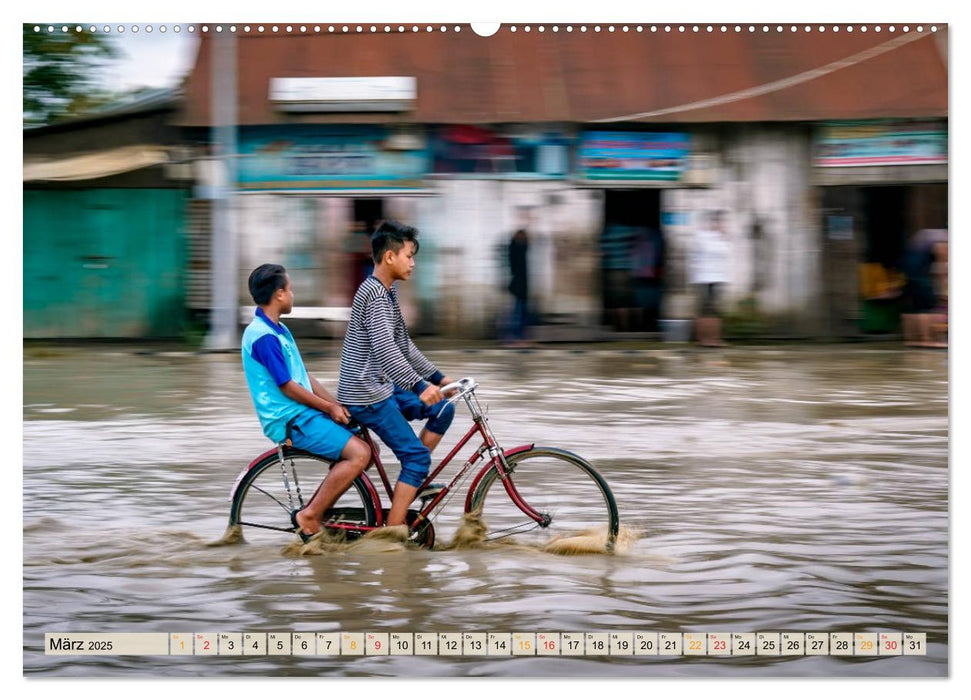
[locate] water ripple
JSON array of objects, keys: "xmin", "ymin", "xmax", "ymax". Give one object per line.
[{"xmin": 23, "ymin": 345, "xmax": 947, "ymax": 676}]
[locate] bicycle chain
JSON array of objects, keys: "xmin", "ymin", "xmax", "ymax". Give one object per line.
[{"xmin": 414, "ymin": 444, "xmax": 490, "ymax": 537}]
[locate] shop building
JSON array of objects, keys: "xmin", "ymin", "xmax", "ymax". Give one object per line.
[
  {"xmin": 178, "ymin": 27, "xmax": 947, "ymax": 339},
  {"xmin": 24, "ymin": 89, "xmax": 193, "ymax": 338},
  {"xmin": 812, "ymin": 120, "xmax": 948, "ymax": 335}
]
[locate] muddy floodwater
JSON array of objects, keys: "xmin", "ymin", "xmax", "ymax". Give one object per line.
[{"xmin": 23, "ymin": 343, "xmax": 948, "ymax": 677}]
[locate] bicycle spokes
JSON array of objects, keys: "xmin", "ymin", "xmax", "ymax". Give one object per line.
[
  {"xmin": 230, "ymin": 451, "xmax": 378, "ymax": 544},
  {"xmin": 466, "ymin": 448, "xmax": 619, "ymax": 551}
]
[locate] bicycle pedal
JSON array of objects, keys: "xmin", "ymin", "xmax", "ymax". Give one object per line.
[{"xmin": 417, "ymin": 483, "xmax": 445, "ymax": 502}]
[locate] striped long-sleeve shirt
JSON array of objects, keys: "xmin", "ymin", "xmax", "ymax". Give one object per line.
[{"xmin": 337, "ymin": 276, "xmax": 443, "ymax": 406}]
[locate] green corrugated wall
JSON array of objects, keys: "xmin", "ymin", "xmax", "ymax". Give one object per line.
[{"xmin": 23, "ymin": 189, "xmax": 189, "ymax": 338}]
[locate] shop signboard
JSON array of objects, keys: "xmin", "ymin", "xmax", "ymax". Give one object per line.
[
  {"xmin": 577, "ymin": 131, "xmax": 690, "ymax": 181},
  {"xmin": 430, "ymin": 126, "xmax": 569, "ymax": 178},
  {"xmin": 814, "ymin": 120, "xmax": 947, "ymax": 168},
  {"xmin": 237, "ymin": 126, "xmax": 429, "ymax": 189},
  {"xmin": 269, "ymin": 76, "xmax": 416, "ymax": 112}
]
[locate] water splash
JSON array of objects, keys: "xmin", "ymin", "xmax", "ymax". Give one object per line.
[
  {"xmin": 282, "ymin": 524, "xmax": 416, "ymax": 556},
  {"xmin": 24, "ymin": 517, "xmax": 62, "ymax": 534},
  {"xmin": 350, "ymin": 524, "xmax": 412, "ymax": 554},
  {"xmin": 439, "ymin": 513, "xmax": 640, "ymax": 556},
  {"xmin": 205, "ymin": 524, "xmax": 244, "ymax": 547},
  {"xmin": 442, "ymin": 512, "xmax": 490, "ymax": 550},
  {"xmin": 541, "ymin": 525, "xmax": 640, "ymax": 556}
]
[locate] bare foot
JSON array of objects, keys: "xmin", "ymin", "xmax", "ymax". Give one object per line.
[{"xmin": 294, "ymin": 508, "xmax": 320, "ymax": 536}]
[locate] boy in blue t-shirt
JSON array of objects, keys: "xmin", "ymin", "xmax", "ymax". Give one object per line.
[{"xmin": 241, "ymin": 263, "xmax": 370, "ymax": 541}]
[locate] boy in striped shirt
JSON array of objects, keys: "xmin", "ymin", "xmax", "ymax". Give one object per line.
[{"xmin": 338, "ymin": 221, "xmax": 456, "ymax": 528}]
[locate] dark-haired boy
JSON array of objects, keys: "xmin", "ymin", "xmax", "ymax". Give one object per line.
[
  {"xmin": 338, "ymin": 221, "xmax": 455, "ymax": 527},
  {"xmin": 242, "ymin": 263, "xmax": 371, "ymax": 541}
]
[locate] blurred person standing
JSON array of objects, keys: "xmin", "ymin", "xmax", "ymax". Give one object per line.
[
  {"xmin": 931, "ymin": 233, "xmax": 947, "ymax": 347},
  {"xmin": 689, "ymin": 211, "xmax": 732, "ymax": 347},
  {"xmin": 750, "ymin": 217, "xmax": 769, "ymax": 295},
  {"xmin": 505, "ymin": 226, "xmax": 531, "ymax": 346},
  {"xmin": 901, "ymin": 229, "xmax": 947, "ymax": 348},
  {"xmin": 631, "ymin": 225, "xmax": 666, "ymax": 332},
  {"xmin": 343, "ymin": 220, "xmax": 374, "ymax": 301},
  {"xmin": 601, "ymin": 224, "xmax": 636, "ymax": 331}
]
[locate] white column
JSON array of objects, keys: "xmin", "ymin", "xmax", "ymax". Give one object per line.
[{"xmin": 205, "ymin": 31, "xmax": 240, "ymax": 349}]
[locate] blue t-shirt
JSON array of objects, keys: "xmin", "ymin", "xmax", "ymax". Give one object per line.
[
  {"xmin": 241, "ymin": 308, "xmax": 314, "ymax": 442},
  {"xmin": 250, "ymin": 309, "xmax": 293, "ymax": 386}
]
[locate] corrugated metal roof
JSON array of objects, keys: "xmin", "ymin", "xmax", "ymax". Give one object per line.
[
  {"xmin": 25, "ymin": 87, "xmax": 181, "ymax": 133},
  {"xmin": 176, "ymin": 26, "xmax": 947, "ymax": 126}
]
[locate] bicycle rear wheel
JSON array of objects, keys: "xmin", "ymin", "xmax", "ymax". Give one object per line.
[
  {"xmin": 229, "ymin": 448, "xmax": 378, "ymax": 544},
  {"xmin": 466, "ymin": 447, "xmax": 619, "ymax": 552}
]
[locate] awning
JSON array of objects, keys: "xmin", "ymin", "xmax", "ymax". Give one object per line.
[{"xmin": 23, "ymin": 144, "xmax": 169, "ymax": 182}]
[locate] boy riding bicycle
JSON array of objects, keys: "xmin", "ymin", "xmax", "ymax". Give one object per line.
[
  {"xmin": 241, "ymin": 263, "xmax": 370, "ymax": 541},
  {"xmin": 338, "ymin": 220, "xmax": 456, "ymax": 528}
]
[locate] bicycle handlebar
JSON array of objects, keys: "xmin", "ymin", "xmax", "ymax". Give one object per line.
[
  {"xmin": 440, "ymin": 376, "xmax": 477, "ymax": 396},
  {"xmin": 437, "ymin": 377, "xmax": 478, "ymax": 417}
]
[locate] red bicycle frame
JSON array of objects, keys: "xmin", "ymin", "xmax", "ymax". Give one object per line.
[{"xmin": 352, "ymin": 409, "xmax": 544, "ymax": 532}]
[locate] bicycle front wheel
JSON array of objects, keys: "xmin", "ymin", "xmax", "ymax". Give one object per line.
[
  {"xmin": 229, "ymin": 448, "xmax": 378, "ymax": 545},
  {"xmin": 466, "ymin": 447, "xmax": 619, "ymax": 552}
]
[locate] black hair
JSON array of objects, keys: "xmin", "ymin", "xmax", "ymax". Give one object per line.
[
  {"xmin": 248, "ymin": 263, "xmax": 288, "ymax": 305},
  {"xmin": 371, "ymin": 220, "xmax": 420, "ymax": 264}
]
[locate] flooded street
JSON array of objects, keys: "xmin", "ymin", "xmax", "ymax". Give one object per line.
[{"xmin": 23, "ymin": 343, "xmax": 948, "ymax": 677}]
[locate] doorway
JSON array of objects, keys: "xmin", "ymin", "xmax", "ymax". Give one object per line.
[
  {"xmin": 820, "ymin": 183, "xmax": 947, "ymax": 335},
  {"xmin": 348, "ymin": 199, "xmax": 385, "ymax": 295},
  {"xmin": 600, "ymin": 189, "xmax": 664, "ymax": 331}
]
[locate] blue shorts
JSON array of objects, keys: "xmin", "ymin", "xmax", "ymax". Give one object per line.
[
  {"xmin": 288, "ymin": 411, "xmax": 354, "ymax": 461},
  {"xmin": 390, "ymin": 385, "xmax": 455, "ymax": 436},
  {"xmin": 347, "ymin": 385, "xmax": 455, "ymax": 489}
]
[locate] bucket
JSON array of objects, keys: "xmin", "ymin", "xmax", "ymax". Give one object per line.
[{"xmin": 660, "ymin": 319, "xmax": 693, "ymax": 343}]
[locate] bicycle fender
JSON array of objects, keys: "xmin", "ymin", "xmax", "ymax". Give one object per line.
[
  {"xmin": 464, "ymin": 443, "xmax": 534, "ymax": 513},
  {"xmin": 228, "ymin": 447, "xmax": 281, "ymax": 501},
  {"xmin": 503, "ymin": 443, "xmax": 536, "ymax": 460},
  {"xmin": 249, "ymin": 447, "xmax": 281, "ymax": 471},
  {"xmin": 358, "ymin": 472, "xmax": 385, "ymax": 527}
]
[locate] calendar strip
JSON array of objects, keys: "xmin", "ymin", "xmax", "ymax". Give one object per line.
[{"xmin": 44, "ymin": 632, "xmax": 927, "ymax": 657}]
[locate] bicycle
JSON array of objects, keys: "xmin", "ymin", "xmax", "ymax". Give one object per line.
[{"xmin": 228, "ymin": 378, "xmax": 619, "ymax": 551}]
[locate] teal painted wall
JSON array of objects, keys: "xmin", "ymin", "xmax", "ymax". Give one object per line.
[{"xmin": 24, "ymin": 189, "xmax": 189, "ymax": 338}]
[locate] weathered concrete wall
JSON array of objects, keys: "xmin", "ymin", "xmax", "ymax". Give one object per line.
[
  {"xmin": 232, "ymin": 125, "xmax": 823, "ymax": 338},
  {"xmin": 417, "ymin": 179, "xmax": 603, "ymax": 337},
  {"xmin": 659, "ymin": 125, "xmax": 820, "ymax": 333},
  {"xmin": 727, "ymin": 125, "xmax": 818, "ymax": 326}
]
